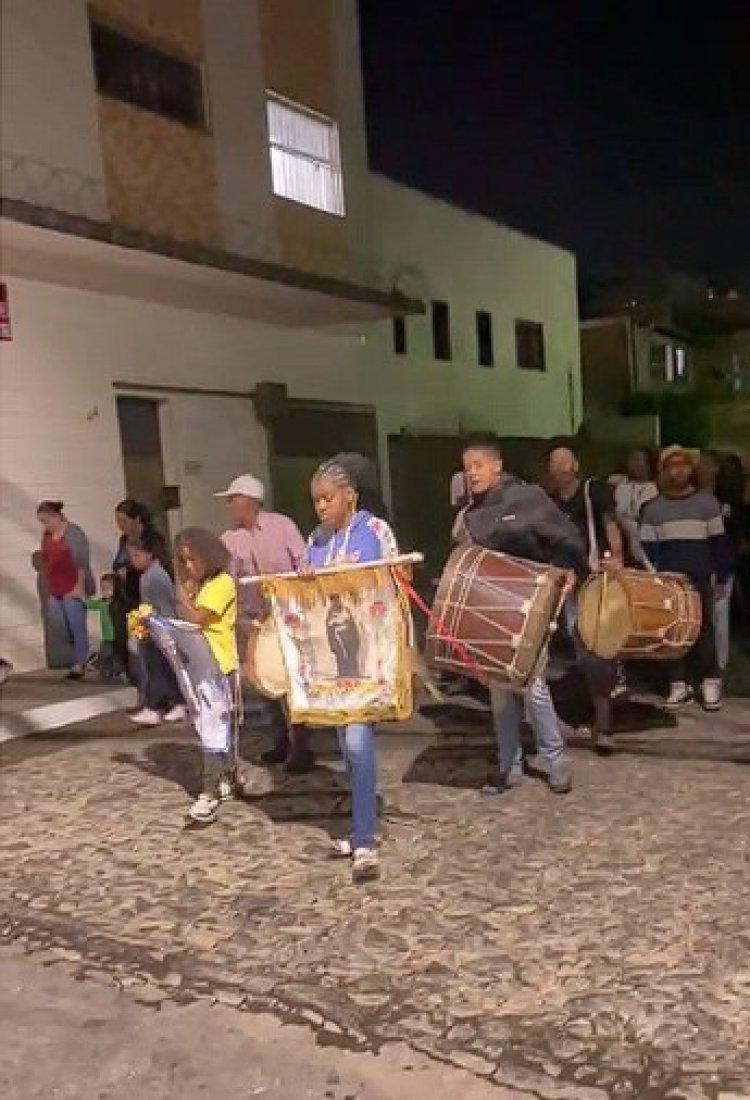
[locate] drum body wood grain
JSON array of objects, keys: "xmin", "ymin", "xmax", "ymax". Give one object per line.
[
  {"xmin": 576, "ymin": 569, "xmax": 702, "ymax": 660},
  {"xmin": 426, "ymin": 546, "xmax": 570, "ymax": 689}
]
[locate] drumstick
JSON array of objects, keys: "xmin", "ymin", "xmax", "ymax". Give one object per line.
[{"xmin": 238, "ymin": 552, "xmax": 424, "ymax": 585}]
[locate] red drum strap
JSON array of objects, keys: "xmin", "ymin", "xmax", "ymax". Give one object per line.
[{"xmin": 395, "ymin": 573, "xmax": 488, "ymax": 685}]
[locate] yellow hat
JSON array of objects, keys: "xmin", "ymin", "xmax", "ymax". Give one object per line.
[{"xmin": 659, "ymin": 444, "xmax": 699, "ymax": 470}]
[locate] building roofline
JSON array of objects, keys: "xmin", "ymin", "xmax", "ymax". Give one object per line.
[
  {"xmin": 580, "ymin": 314, "xmax": 693, "ymax": 340},
  {"xmin": 1, "ymin": 197, "xmax": 424, "ymax": 318},
  {"xmin": 370, "ymin": 172, "xmax": 577, "ymax": 263}
]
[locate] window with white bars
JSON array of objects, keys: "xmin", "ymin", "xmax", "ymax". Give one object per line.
[{"xmin": 266, "ymin": 94, "xmax": 345, "ymax": 217}]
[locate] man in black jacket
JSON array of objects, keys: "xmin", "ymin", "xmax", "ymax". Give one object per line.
[{"xmin": 457, "ymin": 435, "xmax": 585, "ymax": 793}]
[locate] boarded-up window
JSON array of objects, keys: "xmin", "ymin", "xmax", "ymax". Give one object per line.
[{"xmin": 90, "ymin": 22, "xmax": 205, "ymax": 129}]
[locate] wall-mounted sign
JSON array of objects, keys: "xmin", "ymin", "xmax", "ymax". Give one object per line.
[{"xmin": 0, "ymin": 283, "xmax": 11, "ymax": 341}]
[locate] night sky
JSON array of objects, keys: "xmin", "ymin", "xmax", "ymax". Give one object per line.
[{"xmin": 359, "ymin": 0, "xmax": 750, "ymax": 280}]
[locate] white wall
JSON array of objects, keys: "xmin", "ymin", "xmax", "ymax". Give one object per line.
[
  {"xmin": 0, "ymin": 0, "xmax": 107, "ymax": 219},
  {"xmin": 367, "ymin": 176, "xmax": 582, "ymax": 440}
]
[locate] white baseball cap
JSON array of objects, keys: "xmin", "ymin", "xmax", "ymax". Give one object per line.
[{"xmin": 214, "ymin": 474, "xmax": 265, "ymax": 500}]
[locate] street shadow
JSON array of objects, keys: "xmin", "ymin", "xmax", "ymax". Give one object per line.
[
  {"xmin": 407, "ymin": 668, "xmax": 749, "ymax": 790},
  {"xmin": 1, "ymin": 726, "xmax": 136, "ymax": 768},
  {"xmin": 111, "ymin": 732, "xmax": 356, "ymax": 826}
]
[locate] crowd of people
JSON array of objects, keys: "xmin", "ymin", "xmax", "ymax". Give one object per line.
[
  {"xmin": 448, "ymin": 438, "xmax": 749, "ymax": 799},
  {"xmin": 29, "ymin": 440, "xmax": 749, "ymax": 885},
  {"xmin": 32, "ymin": 455, "xmax": 396, "ymax": 882}
]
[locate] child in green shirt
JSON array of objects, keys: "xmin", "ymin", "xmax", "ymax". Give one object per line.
[{"xmin": 84, "ymin": 574, "xmax": 120, "ymax": 679}]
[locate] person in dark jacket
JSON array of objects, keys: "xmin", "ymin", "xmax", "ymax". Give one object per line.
[
  {"xmin": 457, "ymin": 435, "xmax": 583, "ymax": 794},
  {"xmin": 546, "ymin": 444, "xmax": 624, "ymax": 743},
  {"xmin": 112, "ymin": 499, "xmax": 170, "ymax": 682}
]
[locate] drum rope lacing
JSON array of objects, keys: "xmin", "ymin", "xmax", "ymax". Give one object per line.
[{"xmin": 394, "ymin": 573, "xmax": 488, "ymax": 685}]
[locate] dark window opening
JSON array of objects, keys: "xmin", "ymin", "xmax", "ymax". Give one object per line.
[
  {"xmin": 392, "ymin": 316, "xmax": 407, "ymax": 355},
  {"xmin": 515, "ymin": 320, "xmax": 546, "ymax": 371},
  {"xmin": 431, "ymin": 300, "xmax": 452, "ymax": 361},
  {"xmin": 476, "ymin": 310, "xmax": 494, "ymax": 367},
  {"xmin": 90, "ymin": 22, "xmax": 205, "ymax": 129}
]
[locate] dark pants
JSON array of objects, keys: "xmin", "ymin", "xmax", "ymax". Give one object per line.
[
  {"xmin": 111, "ymin": 599, "xmax": 129, "ymax": 672},
  {"xmin": 561, "ymin": 598, "xmax": 616, "ymax": 730},
  {"xmin": 737, "ymin": 554, "xmax": 750, "ymax": 638},
  {"xmin": 96, "ymin": 641, "xmax": 122, "ymax": 680},
  {"xmin": 669, "ymin": 582, "xmax": 719, "ymax": 684},
  {"xmin": 140, "ymin": 640, "xmax": 183, "ymax": 711},
  {"xmin": 202, "ymin": 750, "xmax": 229, "ymax": 797}
]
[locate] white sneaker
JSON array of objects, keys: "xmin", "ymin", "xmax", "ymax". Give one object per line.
[
  {"xmin": 351, "ymin": 847, "xmax": 379, "ymax": 884},
  {"xmin": 188, "ymin": 793, "xmax": 219, "ymax": 823},
  {"xmin": 129, "ymin": 707, "xmax": 162, "ymax": 727},
  {"xmin": 666, "ymin": 682, "xmax": 693, "ymax": 709},
  {"xmin": 162, "ymin": 704, "xmax": 187, "ymax": 723},
  {"xmin": 330, "ymin": 838, "xmax": 353, "ymax": 859},
  {"xmin": 701, "ymin": 678, "xmax": 723, "ymax": 712}
]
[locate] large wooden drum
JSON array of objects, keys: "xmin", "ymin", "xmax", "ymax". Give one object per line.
[
  {"xmin": 576, "ymin": 569, "xmax": 702, "ymax": 660},
  {"xmin": 426, "ymin": 546, "xmax": 570, "ymax": 689}
]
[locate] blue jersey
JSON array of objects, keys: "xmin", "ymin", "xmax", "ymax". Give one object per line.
[{"xmin": 306, "ymin": 510, "xmax": 397, "ymax": 568}]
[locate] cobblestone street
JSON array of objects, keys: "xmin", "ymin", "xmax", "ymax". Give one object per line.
[{"xmin": 2, "ymin": 697, "xmax": 749, "ymax": 1099}]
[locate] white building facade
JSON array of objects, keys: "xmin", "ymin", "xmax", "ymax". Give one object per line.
[{"xmin": 1, "ymin": 0, "xmax": 581, "ymax": 669}]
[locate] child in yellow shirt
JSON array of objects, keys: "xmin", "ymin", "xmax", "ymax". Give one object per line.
[{"xmin": 173, "ymin": 527, "xmax": 238, "ymax": 823}]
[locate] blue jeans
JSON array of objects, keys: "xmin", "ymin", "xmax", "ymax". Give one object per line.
[
  {"xmin": 489, "ymin": 677, "xmax": 564, "ymax": 775},
  {"xmin": 337, "ymin": 722, "xmax": 377, "ymax": 849},
  {"xmin": 47, "ymin": 595, "xmax": 88, "ymax": 667}
]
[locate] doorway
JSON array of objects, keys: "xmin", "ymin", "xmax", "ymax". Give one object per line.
[
  {"xmin": 116, "ymin": 396, "xmax": 169, "ymax": 533},
  {"xmin": 388, "ymin": 433, "xmax": 463, "ymax": 586}
]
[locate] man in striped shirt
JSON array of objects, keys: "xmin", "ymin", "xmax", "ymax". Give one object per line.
[{"xmin": 640, "ymin": 445, "xmax": 729, "ymax": 711}]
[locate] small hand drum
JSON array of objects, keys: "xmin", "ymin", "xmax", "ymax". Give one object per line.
[{"xmin": 243, "ymin": 617, "xmax": 288, "ymax": 698}]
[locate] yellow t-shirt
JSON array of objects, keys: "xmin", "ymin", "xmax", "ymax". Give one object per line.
[{"xmin": 195, "ymin": 572, "xmax": 237, "ymax": 674}]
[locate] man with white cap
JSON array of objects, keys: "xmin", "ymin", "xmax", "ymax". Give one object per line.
[{"xmin": 215, "ymin": 474, "xmax": 311, "ymax": 771}]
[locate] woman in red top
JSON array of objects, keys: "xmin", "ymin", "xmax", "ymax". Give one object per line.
[{"xmin": 37, "ymin": 501, "xmax": 93, "ymax": 680}]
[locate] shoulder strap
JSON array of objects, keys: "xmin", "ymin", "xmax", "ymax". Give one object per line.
[{"xmin": 583, "ymin": 479, "xmax": 600, "ymax": 571}]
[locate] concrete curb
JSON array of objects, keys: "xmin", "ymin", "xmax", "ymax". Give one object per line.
[{"xmin": 0, "ymin": 686, "xmax": 136, "ymax": 744}]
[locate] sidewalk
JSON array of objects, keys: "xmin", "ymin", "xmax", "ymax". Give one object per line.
[
  {"xmin": 0, "ymin": 670, "xmax": 135, "ymax": 744},
  {"xmin": 1, "ymin": 653, "xmax": 747, "ymax": 749}
]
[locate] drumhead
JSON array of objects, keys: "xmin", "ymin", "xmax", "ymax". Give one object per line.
[
  {"xmin": 250, "ymin": 619, "xmax": 288, "ymax": 698},
  {"xmin": 577, "ymin": 575, "xmax": 631, "ymax": 659}
]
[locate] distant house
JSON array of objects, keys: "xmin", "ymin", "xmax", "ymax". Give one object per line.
[{"xmin": 579, "ymin": 272, "xmax": 750, "ymax": 450}]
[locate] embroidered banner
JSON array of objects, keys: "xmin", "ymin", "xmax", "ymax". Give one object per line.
[{"xmin": 259, "ymin": 562, "xmax": 413, "ymax": 726}]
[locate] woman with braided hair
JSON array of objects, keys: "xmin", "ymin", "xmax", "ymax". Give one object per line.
[{"xmin": 303, "ymin": 456, "xmax": 399, "ymax": 884}]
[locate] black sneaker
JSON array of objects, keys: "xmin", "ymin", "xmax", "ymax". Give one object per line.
[
  {"xmin": 593, "ymin": 730, "xmax": 616, "ymax": 755},
  {"xmin": 260, "ymin": 745, "xmax": 289, "ymax": 766},
  {"xmin": 283, "ymin": 748, "xmax": 316, "ymax": 775}
]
